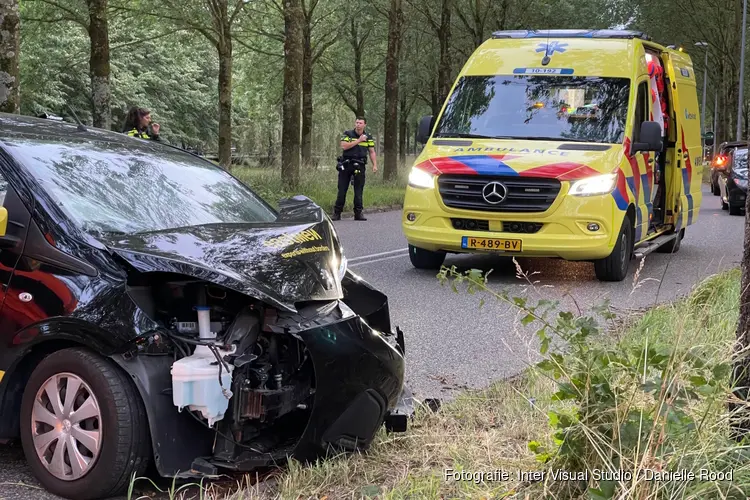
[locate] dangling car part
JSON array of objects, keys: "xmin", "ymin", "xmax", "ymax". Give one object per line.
[{"xmin": 0, "ymin": 114, "xmax": 413, "ymax": 500}]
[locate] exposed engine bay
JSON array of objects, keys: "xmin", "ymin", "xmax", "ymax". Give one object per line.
[{"xmin": 124, "ymin": 269, "xmax": 408, "ymax": 475}]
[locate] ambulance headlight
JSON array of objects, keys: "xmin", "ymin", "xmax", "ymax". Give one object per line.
[
  {"xmin": 569, "ymin": 173, "xmax": 618, "ymax": 196},
  {"xmin": 408, "ymin": 167, "xmax": 435, "ymax": 189}
]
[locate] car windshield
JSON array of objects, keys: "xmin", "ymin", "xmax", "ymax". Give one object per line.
[
  {"xmin": 5, "ymin": 138, "xmax": 278, "ymax": 235},
  {"xmin": 433, "ymin": 75, "xmax": 631, "ymax": 144}
]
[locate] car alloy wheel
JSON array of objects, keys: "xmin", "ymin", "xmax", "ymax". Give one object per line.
[{"xmin": 31, "ymin": 372, "xmax": 102, "ymax": 481}]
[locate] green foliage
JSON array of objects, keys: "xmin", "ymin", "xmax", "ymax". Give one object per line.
[
  {"xmin": 438, "ymin": 265, "xmax": 741, "ymax": 499},
  {"xmin": 17, "ymin": 0, "xmax": 639, "ymax": 165}
]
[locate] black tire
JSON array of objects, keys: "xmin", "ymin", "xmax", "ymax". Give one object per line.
[
  {"xmin": 656, "ymin": 228, "xmax": 683, "ymax": 254},
  {"xmin": 730, "ymin": 202, "xmax": 743, "ymax": 216},
  {"xmin": 19, "ymin": 348, "xmax": 151, "ymax": 500},
  {"xmin": 594, "ymin": 216, "xmax": 632, "ymax": 282},
  {"xmin": 408, "ymin": 244, "xmax": 446, "ymax": 269}
]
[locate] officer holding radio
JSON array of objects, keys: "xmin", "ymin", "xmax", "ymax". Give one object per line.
[{"xmin": 332, "ymin": 116, "xmax": 378, "ymax": 221}]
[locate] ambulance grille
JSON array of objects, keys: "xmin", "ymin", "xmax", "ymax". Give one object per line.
[{"xmin": 438, "ymin": 175, "xmax": 561, "ymax": 213}]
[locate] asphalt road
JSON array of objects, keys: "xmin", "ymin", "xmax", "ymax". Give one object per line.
[
  {"xmin": 1, "ymin": 184, "xmax": 743, "ymax": 500},
  {"xmin": 335, "ymin": 184, "xmax": 745, "ymax": 400}
]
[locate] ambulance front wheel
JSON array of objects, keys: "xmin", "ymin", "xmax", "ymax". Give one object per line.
[
  {"xmin": 408, "ymin": 244, "xmax": 446, "ymax": 270},
  {"xmin": 594, "ymin": 216, "xmax": 632, "ymax": 282}
]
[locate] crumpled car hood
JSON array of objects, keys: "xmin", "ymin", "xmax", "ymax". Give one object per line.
[{"xmin": 99, "ymin": 197, "xmax": 344, "ymax": 312}]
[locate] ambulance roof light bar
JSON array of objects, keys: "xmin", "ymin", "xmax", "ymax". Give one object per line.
[{"xmin": 490, "ymin": 29, "xmax": 652, "ymax": 41}]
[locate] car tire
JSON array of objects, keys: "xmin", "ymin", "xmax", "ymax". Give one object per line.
[
  {"xmin": 594, "ymin": 215, "xmax": 632, "ymax": 282},
  {"xmin": 408, "ymin": 244, "xmax": 446, "ymax": 269},
  {"xmin": 19, "ymin": 348, "xmax": 151, "ymax": 500},
  {"xmin": 729, "ymin": 203, "xmax": 743, "ymax": 216},
  {"xmin": 656, "ymin": 228, "xmax": 683, "ymax": 254}
]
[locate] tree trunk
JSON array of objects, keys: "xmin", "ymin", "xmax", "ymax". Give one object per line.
[
  {"xmin": 414, "ymin": 120, "xmax": 419, "ymax": 154},
  {"xmin": 406, "ymin": 122, "xmax": 410, "ymax": 156},
  {"xmin": 301, "ymin": 21, "xmax": 313, "ymax": 167},
  {"xmin": 87, "ymin": 0, "xmax": 111, "ymax": 129},
  {"xmin": 399, "ymin": 91, "xmax": 407, "ymax": 168},
  {"xmin": 431, "ymin": 81, "xmax": 440, "ymax": 117},
  {"xmin": 472, "ymin": 0, "xmax": 484, "ymax": 48},
  {"xmin": 383, "ymin": 0, "xmax": 402, "ymax": 182},
  {"xmin": 0, "ymin": 0, "xmax": 20, "ymax": 114},
  {"xmin": 437, "ymin": 0, "xmax": 453, "ymax": 106},
  {"xmin": 353, "ymin": 20, "xmax": 365, "ymax": 116},
  {"xmin": 216, "ymin": 0, "xmax": 233, "ymax": 170},
  {"xmin": 282, "ymin": 0, "xmax": 304, "ymax": 190},
  {"xmin": 716, "ymin": 59, "xmax": 725, "ymax": 145},
  {"xmin": 217, "ymin": 41, "xmax": 233, "ymax": 169}
]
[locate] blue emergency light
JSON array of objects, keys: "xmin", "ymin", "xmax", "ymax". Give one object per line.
[{"xmin": 491, "ymin": 29, "xmax": 652, "ymax": 41}]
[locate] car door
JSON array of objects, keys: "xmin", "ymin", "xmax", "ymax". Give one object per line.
[
  {"xmin": 0, "ymin": 160, "xmax": 35, "ymax": 435},
  {"xmin": 628, "ymin": 79, "xmax": 654, "ymax": 242},
  {"xmin": 664, "ymin": 51, "xmax": 703, "ymax": 227},
  {"xmin": 0, "ymin": 167, "xmax": 33, "ymax": 326}
]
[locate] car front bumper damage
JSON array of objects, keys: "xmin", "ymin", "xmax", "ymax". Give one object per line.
[{"xmin": 115, "ymin": 296, "xmax": 413, "ymax": 479}]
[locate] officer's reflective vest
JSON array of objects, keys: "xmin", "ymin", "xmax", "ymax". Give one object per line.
[{"xmin": 126, "ymin": 128, "xmax": 158, "ymax": 141}]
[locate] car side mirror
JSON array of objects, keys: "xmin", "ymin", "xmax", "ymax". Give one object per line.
[
  {"xmin": 633, "ymin": 121, "xmax": 663, "ymax": 153},
  {"xmin": 417, "ymin": 115, "xmax": 434, "ymax": 144},
  {"xmin": 0, "ymin": 207, "xmax": 8, "ymax": 237}
]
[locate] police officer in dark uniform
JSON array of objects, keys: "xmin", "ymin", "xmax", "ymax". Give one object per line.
[{"xmin": 333, "ymin": 116, "xmax": 378, "ymax": 221}]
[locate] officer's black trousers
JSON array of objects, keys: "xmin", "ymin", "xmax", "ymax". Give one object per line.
[{"xmin": 334, "ymin": 167, "xmax": 366, "ymax": 215}]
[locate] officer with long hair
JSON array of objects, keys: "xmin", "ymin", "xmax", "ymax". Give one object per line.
[{"xmin": 122, "ymin": 106, "xmax": 161, "ymax": 141}]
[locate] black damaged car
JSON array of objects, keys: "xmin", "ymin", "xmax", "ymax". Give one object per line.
[{"xmin": 0, "ymin": 114, "xmax": 412, "ymax": 500}]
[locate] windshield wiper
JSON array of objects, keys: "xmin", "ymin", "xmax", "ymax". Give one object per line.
[
  {"xmin": 436, "ymin": 133, "xmax": 594, "ymax": 143},
  {"xmin": 517, "ymin": 136, "xmax": 590, "ymax": 143}
]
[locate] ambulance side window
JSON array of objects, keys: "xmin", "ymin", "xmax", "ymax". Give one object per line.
[{"xmin": 632, "ymin": 81, "xmax": 650, "ymax": 145}]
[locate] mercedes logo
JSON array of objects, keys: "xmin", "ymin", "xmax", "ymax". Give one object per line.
[{"xmin": 481, "ymin": 181, "xmax": 508, "ymax": 205}]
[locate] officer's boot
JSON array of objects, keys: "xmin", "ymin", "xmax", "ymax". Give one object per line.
[
  {"xmin": 331, "ymin": 212, "xmax": 341, "ymax": 221},
  {"xmin": 354, "ymin": 212, "xmax": 367, "ymax": 221}
]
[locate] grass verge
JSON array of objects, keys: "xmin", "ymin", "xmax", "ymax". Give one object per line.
[
  {"xmin": 232, "ymin": 163, "xmax": 409, "ymax": 215},
  {"xmin": 130, "ymin": 267, "xmax": 748, "ymax": 500}
]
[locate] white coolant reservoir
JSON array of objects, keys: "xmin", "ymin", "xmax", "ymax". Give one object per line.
[
  {"xmin": 172, "ymin": 345, "xmax": 234, "ymax": 427},
  {"xmin": 171, "ymin": 306, "xmax": 234, "ymax": 427}
]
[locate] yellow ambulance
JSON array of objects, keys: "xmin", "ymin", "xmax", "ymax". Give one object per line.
[{"xmin": 402, "ymin": 29, "xmax": 705, "ymax": 281}]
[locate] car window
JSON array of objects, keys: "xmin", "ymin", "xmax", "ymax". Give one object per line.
[
  {"xmin": 734, "ymin": 149, "xmax": 748, "ymax": 174},
  {"xmin": 4, "ymin": 139, "xmax": 278, "ymax": 236},
  {"xmin": 0, "ymin": 171, "xmax": 7, "ymax": 206},
  {"xmin": 632, "ymin": 81, "xmax": 649, "ymax": 144}
]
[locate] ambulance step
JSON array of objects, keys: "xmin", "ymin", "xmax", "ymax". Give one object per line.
[{"xmin": 633, "ymin": 233, "xmax": 678, "ymax": 259}]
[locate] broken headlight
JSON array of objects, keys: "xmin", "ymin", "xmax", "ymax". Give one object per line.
[{"xmin": 338, "ymin": 254, "xmax": 348, "ymax": 281}]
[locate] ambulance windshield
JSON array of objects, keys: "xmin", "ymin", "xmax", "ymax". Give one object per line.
[{"xmin": 434, "ymin": 75, "xmax": 630, "ymax": 144}]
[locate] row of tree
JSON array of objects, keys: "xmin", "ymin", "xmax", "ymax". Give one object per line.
[
  {"xmin": 0, "ymin": 0, "xmax": 738, "ymax": 190},
  {"xmin": 635, "ymin": 0, "xmax": 749, "ymax": 146}
]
